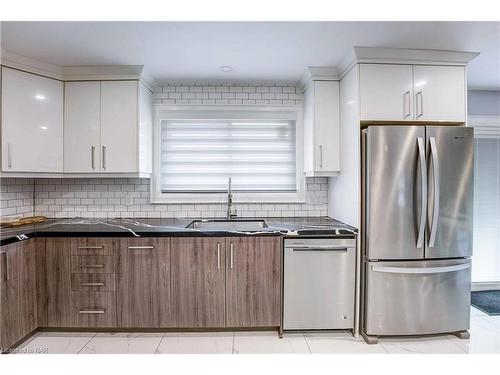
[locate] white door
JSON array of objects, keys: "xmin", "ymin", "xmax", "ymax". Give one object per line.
[
  {"xmin": 413, "ymin": 65, "xmax": 466, "ymax": 122},
  {"xmin": 64, "ymin": 82, "xmax": 101, "ymax": 172},
  {"xmin": 1, "ymin": 67, "xmax": 63, "ymax": 172},
  {"xmin": 359, "ymin": 64, "xmax": 414, "ymax": 121},
  {"xmin": 100, "ymin": 81, "xmax": 138, "ymax": 172},
  {"xmin": 314, "ymin": 81, "xmax": 340, "ymax": 173}
]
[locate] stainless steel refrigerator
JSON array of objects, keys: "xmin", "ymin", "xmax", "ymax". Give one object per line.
[{"xmin": 361, "ymin": 125, "xmax": 473, "ymax": 343}]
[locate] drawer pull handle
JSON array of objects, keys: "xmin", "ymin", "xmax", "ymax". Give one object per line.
[
  {"xmin": 79, "ymin": 310, "xmax": 105, "ymax": 314},
  {"xmin": 128, "ymin": 246, "xmax": 154, "ymax": 250},
  {"xmin": 80, "ymin": 282, "xmax": 105, "ymax": 287},
  {"xmin": 78, "ymin": 246, "xmax": 104, "ymax": 249},
  {"xmin": 292, "ymin": 247, "xmax": 349, "ymax": 252},
  {"xmin": 81, "ymin": 264, "xmax": 105, "ymax": 268}
]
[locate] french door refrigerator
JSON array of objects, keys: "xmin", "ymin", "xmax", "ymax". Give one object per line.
[{"xmin": 361, "ymin": 125, "xmax": 473, "ymax": 342}]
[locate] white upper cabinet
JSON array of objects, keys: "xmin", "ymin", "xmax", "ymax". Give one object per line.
[
  {"xmin": 303, "ymin": 80, "xmax": 340, "ymax": 176},
  {"xmin": 64, "ymin": 82, "xmax": 101, "ymax": 172},
  {"xmin": 359, "ymin": 63, "xmax": 466, "ymax": 122},
  {"xmin": 413, "ymin": 65, "xmax": 466, "ymax": 122},
  {"xmin": 100, "ymin": 81, "xmax": 139, "ymax": 173},
  {"xmin": 1, "ymin": 67, "xmax": 63, "ymax": 172},
  {"xmin": 359, "ymin": 64, "xmax": 414, "ymax": 121},
  {"xmin": 63, "ymin": 80, "xmax": 152, "ymax": 175}
]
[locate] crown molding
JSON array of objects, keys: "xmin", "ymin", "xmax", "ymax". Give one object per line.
[
  {"xmin": 61, "ymin": 65, "xmax": 144, "ymax": 81},
  {"xmin": 1, "ymin": 49, "xmax": 63, "ymax": 80},
  {"xmin": 298, "ymin": 66, "xmax": 339, "ymax": 92},
  {"xmin": 1, "ymin": 50, "xmax": 158, "ymax": 89},
  {"xmin": 338, "ymin": 47, "xmax": 480, "ymax": 79}
]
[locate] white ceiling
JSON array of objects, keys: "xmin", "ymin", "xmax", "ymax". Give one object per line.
[{"xmin": 1, "ymin": 21, "xmax": 499, "ymax": 89}]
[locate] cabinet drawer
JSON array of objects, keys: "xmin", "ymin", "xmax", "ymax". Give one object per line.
[
  {"xmin": 71, "ymin": 238, "xmax": 116, "ymax": 256},
  {"xmin": 71, "ymin": 273, "xmax": 116, "ymax": 292},
  {"xmin": 71, "ymin": 292, "xmax": 116, "ymax": 327},
  {"xmin": 71, "ymin": 256, "xmax": 115, "ymax": 274}
]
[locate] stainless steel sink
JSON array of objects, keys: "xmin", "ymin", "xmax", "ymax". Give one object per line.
[{"xmin": 186, "ymin": 219, "xmax": 268, "ymax": 231}]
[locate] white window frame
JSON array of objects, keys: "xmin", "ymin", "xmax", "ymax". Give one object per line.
[{"xmin": 151, "ymin": 105, "xmax": 305, "ymax": 203}]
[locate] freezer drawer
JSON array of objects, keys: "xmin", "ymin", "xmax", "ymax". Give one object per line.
[
  {"xmin": 283, "ymin": 238, "xmax": 356, "ymax": 330},
  {"xmin": 364, "ymin": 259, "xmax": 471, "ymax": 336}
]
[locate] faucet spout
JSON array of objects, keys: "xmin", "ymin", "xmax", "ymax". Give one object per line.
[{"xmin": 227, "ymin": 177, "xmax": 237, "ymax": 219}]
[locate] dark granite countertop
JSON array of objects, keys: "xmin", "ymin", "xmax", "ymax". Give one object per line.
[{"xmin": 0, "ymin": 217, "xmax": 357, "ymax": 246}]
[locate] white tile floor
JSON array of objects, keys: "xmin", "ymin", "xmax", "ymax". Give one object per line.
[{"xmin": 13, "ymin": 307, "xmax": 500, "ymax": 354}]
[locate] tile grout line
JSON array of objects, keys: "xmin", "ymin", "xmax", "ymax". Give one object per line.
[
  {"xmin": 303, "ymin": 333, "xmax": 312, "ymax": 354},
  {"xmin": 232, "ymin": 332, "xmax": 235, "ymax": 354},
  {"xmin": 77, "ymin": 333, "xmax": 97, "ymax": 354},
  {"xmin": 154, "ymin": 334, "xmax": 166, "ymax": 354},
  {"xmin": 445, "ymin": 335, "xmax": 468, "ymax": 353}
]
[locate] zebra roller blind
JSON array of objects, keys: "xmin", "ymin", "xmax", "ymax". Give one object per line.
[{"xmin": 160, "ymin": 119, "xmax": 297, "ymax": 192}]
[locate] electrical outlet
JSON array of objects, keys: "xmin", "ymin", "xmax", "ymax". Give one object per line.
[{"xmin": 125, "ymin": 195, "xmax": 134, "ymax": 206}]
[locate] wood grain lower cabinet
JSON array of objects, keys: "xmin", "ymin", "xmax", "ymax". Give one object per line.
[
  {"xmin": 225, "ymin": 237, "xmax": 281, "ymax": 327},
  {"xmin": 117, "ymin": 238, "xmax": 171, "ymax": 328},
  {"xmin": 71, "ymin": 291, "xmax": 116, "ymax": 327},
  {"xmin": 1, "ymin": 239, "xmax": 37, "ymax": 350},
  {"xmin": 171, "ymin": 237, "xmax": 226, "ymax": 328},
  {"xmin": 37, "ymin": 238, "xmax": 72, "ymax": 327}
]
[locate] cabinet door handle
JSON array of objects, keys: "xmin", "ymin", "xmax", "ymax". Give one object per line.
[
  {"xmin": 1, "ymin": 253, "xmax": 7, "ymax": 282},
  {"xmin": 79, "ymin": 310, "xmax": 105, "ymax": 314},
  {"xmin": 91, "ymin": 145, "xmax": 96, "ymax": 170},
  {"xmin": 217, "ymin": 243, "xmax": 221, "ymax": 270},
  {"xmin": 80, "ymin": 282, "xmax": 105, "ymax": 287},
  {"xmin": 102, "ymin": 145, "xmax": 106, "ymax": 170},
  {"xmin": 81, "ymin": 264, "xmax": 105, "ymax": 268},
  {"xmin": 404, "ymin": 91, "xmax": 411, "ymax": 118},
  {"xmin": 417, "ymin": 91, "xmax": 423, "ymax": 118},
  {"xmin": 127, "ymin": 246, "xmax": 154, "ymax": 250},
  {"xmin": 78, "ymin": 246, "xmax": 104, "ymax": 250},
  {"xmin": 230, "ymin": 243, "xmax": 234, "ymax": 269},
  {"xmin": 7, "ymin": 142, "xmax": 12, "ymax": 168},
  {"xmin": 319, "ymin": 145, "xmax": 323, "ymax": 168}
]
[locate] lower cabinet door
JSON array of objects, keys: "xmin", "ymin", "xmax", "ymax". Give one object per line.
[
  {"xmin": 71, "ymin": 292, "xmax": 116, "ymax": 327},
  {"xmin": 117, "ymin": 238, "xmax": 171, "ymax": 327},
  {"xmin": 171, "ymin": 237, "xmax": 226, "ymax": 328},
  {"xmin": 0, "ymin": 240, "xmax": 38, "ymax": 349},
  {"xmin": 225, "ymin": 237, "xmax": 281, "ymax": 327},
  {"xmin": 36, "ymin": 238, "xmax": 72, "ymax": 327}
]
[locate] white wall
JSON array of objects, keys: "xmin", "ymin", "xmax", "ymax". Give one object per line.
[{"xmin": 468, "ymin": 90, "xmax": 500, "ymax": 116}]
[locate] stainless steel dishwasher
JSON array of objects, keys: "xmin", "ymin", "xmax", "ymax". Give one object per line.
[{"xmin": 283, "ymin": 237, "xmax": 356, "ymax": 330}]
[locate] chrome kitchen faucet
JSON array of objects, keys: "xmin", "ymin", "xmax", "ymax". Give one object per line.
[{"xmin": 227, "ymin": 177, "xmax": 238, "ymax": 219}]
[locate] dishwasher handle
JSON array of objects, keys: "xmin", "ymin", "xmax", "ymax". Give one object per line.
[{"xmin": 290, "ymin": 246, "xmax": 350, "ymax": 252}]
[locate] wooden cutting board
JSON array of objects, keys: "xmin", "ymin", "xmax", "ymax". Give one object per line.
[{"xmin": 0, "ymin": 216, "xmax": 48, "ymax": 227}]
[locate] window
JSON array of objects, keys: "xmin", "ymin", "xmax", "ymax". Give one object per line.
[
  {"xmin": 152, "ymin": 108, "xmax": 304, "ymax": 203},
  {"xmin": 469, "ymin": 116, "xmax": 500, "ymax": 283}
]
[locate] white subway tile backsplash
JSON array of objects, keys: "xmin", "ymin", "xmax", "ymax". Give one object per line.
[
  {"xmin": 153, "ymin": 83, "xmax": 302, "ymax": 107},
  {"xmin": 25, "ymin": 177, "xmax": 328, "ymax": 218}
]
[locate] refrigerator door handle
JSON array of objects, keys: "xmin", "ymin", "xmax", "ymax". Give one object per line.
[
  {"xmin": 429, "ymin": 137, "xmax": 440, "ymax": 248},
  {"xmin": 371, "ymin": 263, "xmax": 470, "ymax": 275},
  {"xmin": 416, "ymin": 137, "xmax": 427, "ymax": 249}
]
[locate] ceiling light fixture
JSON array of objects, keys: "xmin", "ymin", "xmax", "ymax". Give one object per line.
[{"xmin": 220, "ymin": 66, "xmax": 233, "ymax": 73}]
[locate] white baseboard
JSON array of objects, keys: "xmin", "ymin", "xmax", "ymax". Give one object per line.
[{"xmin": 471, "ymin": 281, "xmax": 500, "ymax": 291}]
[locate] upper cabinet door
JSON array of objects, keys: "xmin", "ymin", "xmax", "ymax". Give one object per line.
[
  {"xmin": 360, "ymin": 64, "xmax": 414, "ymax": 121},
  {"xmin": 64, "ymin": 82, "xmax": 101, "ymax": 172},
  {"xmin": 100, "ymin": 81, "xmax": 138, "ymax": 172},
  {"xmin": 314, "ymin": 81, "xmax": 340, "ymax": 173},
  {"xmin": 413, "ymin": 66, "xmax": 466, "ymax": 122},
  {"xmin": 1, "ymin": 67, "xmax": 63, "ymax": 172}
]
